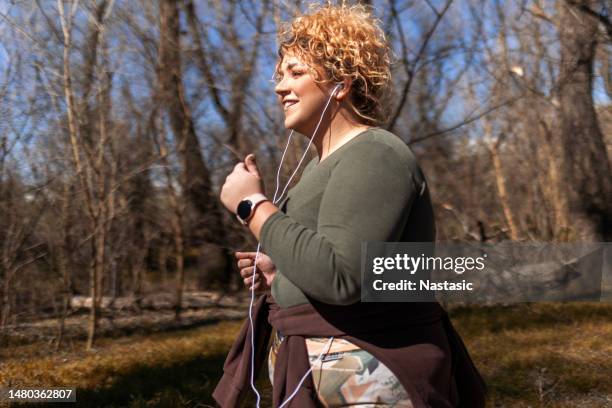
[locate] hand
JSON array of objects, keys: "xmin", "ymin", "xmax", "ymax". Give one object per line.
[
  {"xmin": 236, "ymin": 251, "xmax": 276, "ymax": 293},
  {"xmin": 220, "ymin": 154, "xmax": 264, "ymax": 214}
]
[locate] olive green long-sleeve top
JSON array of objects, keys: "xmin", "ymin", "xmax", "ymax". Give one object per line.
[{"xmin": 260, "ymin": 127, "xmax": 436, "ymax": 309}]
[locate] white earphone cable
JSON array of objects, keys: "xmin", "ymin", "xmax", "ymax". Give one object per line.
[
  {"xmin": 247, "ymin": 84, "xmax": 343, "ymax": 407},
  {"xmin": 277, "ymin": 336, "xmax": 334, "ymax": 408}
]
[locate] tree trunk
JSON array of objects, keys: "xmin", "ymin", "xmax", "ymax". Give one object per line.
[
  {"xmin": 158, "ymin": 0, "xmax": 232, "ymax": 288},
  {"xmin": 173, "ymin": 225, "xmax": 185, "ymax": 321},
  {"xmin": 86, "ymin": 243, "xmax": 98, "ymax": 350},
  {"xmin": 488, "ymin": 140, "xmax": 520, "ymax": 241},
  {"xmin": 557, "ymin": 0, "xmax": 612, "ymax": 241},
  {"xmin": 538, "ymin": 119, "xmax": 571, "ymax": 240},
  {"xmin": 483, "ymin": 116, "xmax": 520, "ymax": 240},
  {"xmin": 55, "ymin": 182, "xmax": 74, "ymax": 351},
  {"xmin": 1, "ymin": 271, "xmax": 11, "ymax": 327},
  {"xmin": 58, "ymin": 0, "xmax": 101, "ymax": 350}
]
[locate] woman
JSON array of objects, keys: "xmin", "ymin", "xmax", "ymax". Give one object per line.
[{"xmin": 215, "ymin": 3, "xmax": 486, "ymax": 407}]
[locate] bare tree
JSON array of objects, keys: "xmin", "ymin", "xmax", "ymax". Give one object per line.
[
  {"xmin": 556, "ymin": 0, "xmax": 612, "ymax": 240},
  {"xmin": 57, "ymin": 0, "xmax": 118, "ymax": 349},
  {"xmin": 1, "ymin": 0, "xmax": 611, "ymax": 347},
  {"xmin": 158, "ymin": 0, "xmax": 236, "ymax": 307}
]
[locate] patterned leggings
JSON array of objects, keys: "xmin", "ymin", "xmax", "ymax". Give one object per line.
[{"xmin": 268, "ymin": 330, "xmax": 414, "ymax": 407}]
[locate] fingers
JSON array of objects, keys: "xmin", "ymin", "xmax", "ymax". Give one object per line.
[
  {"xmin": 236, "ymin": 252, "xmax": 257, "ymax": 269},
  {"xmin": 242, "ymin": 271, "xmax": 260, "ymax": 284},
  {"xmin": 235, "ymin": 251, "xmax": 268, "ymax": 270},
  {"xmin": 233, "ymin": 162, "xmax": 246, "ymax": 172},
  {"xmin": 238, "ymin": 258, "xmax": 253, "ymax": 269},
  {"xmin": 243, "ymin": 272, "xmax": 262, "ymax": 291},
  {"xmin": 235, "ymin": 251, "xmax": 258, "ymax": 259},
  {"xmin": 244, "ymin": 280, "xmax": 261, "ymax": 291},
  {"xmin": 240, "ymin": 266, "xmax": 258, "ymax": 278},
  {"xmin": 236, "ymin": 251, "xmax": 269, "ymax": 293}
]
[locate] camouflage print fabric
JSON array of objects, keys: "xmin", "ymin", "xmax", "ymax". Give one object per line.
[{"xmin": 268, "ymin": 330, "xmax": 414, "ymax": 407}]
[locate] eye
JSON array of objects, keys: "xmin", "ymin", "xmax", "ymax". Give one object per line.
[
  {"xmin": 271, "ymin": 69, "xmax": 304, "ymax": 84},
  {"xmin": 271, "ymin": 73, "xmax": 283, "ymax": 84}
]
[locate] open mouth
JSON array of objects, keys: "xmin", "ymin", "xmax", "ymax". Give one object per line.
[{"xmin": 283, "ymin": 101, "xmax": 298, "ymax": 110}]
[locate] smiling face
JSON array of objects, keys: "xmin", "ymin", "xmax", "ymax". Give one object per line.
[{"xmin": 274, "ymin": 54, "xmax": 336, "ymax": 136}]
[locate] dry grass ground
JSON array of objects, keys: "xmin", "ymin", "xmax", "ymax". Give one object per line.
[{"xmin": 0, "ymin": 302, "xmax": 610, "ymax": 407}]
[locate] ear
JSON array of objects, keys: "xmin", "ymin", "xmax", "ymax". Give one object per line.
[{"xmin": 334, "ymin": 79, "xmax": 352, "ymax": 101}]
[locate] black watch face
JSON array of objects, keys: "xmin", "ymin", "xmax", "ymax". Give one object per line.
[{"xmin": 237, "ymin": 200, "xmax": 253, "ymax": 220}]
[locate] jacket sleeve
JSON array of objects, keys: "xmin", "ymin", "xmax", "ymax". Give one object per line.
[{"xmin": 259, "ymin": 141, "xmax": 419, "ymax": 305}]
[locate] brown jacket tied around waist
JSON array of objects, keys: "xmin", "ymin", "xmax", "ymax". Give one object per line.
[{"xmin": 213, "ymin": 294, "xmax": 487, "ymax": 407}]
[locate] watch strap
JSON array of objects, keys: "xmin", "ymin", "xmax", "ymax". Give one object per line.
[{"xmin": 236, "ymin": 193, "xmax": 268, "ymax": 225}]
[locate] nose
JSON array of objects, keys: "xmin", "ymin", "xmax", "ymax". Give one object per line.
[{"xmin": 275, "ymin": 77, "xmax": 289, "ymax": 99}]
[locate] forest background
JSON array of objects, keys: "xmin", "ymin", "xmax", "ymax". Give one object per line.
[{"xmin": 0, "ymin": 0, "xmax": 610, "ymax": 406}]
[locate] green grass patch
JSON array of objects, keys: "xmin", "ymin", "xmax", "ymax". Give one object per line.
[{"xmin": 1, "ymin": 303, "xmax": 610, "ymax": 407}]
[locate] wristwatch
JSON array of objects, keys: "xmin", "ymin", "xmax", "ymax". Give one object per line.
[{"xmin": 236, "ymin": 193, "xmax": 269, "ymax": 225}]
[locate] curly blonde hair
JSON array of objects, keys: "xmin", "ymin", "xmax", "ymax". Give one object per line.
[{"xmin": 275, "ymin": 2, "xmax": 392, "ymax": 126}]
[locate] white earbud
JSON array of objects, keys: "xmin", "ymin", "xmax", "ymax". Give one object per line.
[{"xmin": 333, "ymin": 83, "xmax": 344, "ymax": 95}]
